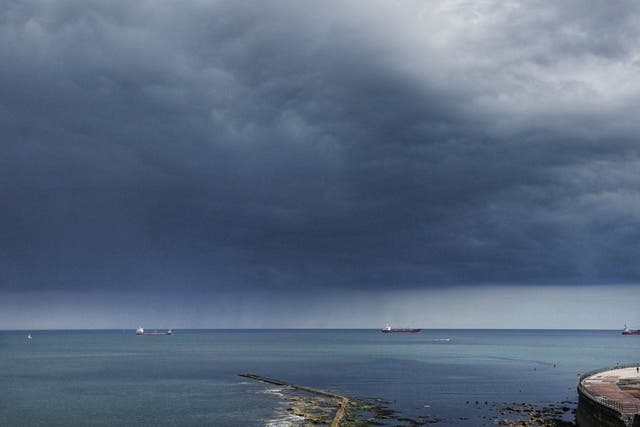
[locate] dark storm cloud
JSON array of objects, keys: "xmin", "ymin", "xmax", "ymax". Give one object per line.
[{"xmin": 2, "ymin": 0, "xmax": 640, "ymax": 293}]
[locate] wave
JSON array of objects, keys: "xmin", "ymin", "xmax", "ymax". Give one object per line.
[
  {"xmin": 264, "ymin": 412, "xmax": 306, "ymax": 427},
  {"xmin": 257, "ymin": 387, "xmax": 287, "ymax": 398}
]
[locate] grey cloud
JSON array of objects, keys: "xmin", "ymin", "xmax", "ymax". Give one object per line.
[{"xmin": 2, "ymin": 0, "xmax": 640, "ymax": 294}]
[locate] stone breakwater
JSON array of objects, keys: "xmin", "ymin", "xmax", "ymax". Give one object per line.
[
  {"xmin": 577, "ymin": 365, "xmax": 640, "ymax": 427},
  {"xmin": 239, "ymin": 373, "xmax": 349, "ymax": 426},
  {"xmin": 239, "ymin": 373, "xmax": 447, "ymax": 426},
  {"xmin": 241, "ymin": 373, "xmax": 578, "ymax": 426}
]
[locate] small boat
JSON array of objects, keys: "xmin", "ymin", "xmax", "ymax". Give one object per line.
[
  {"xmin": 381, "ymin": 324, "xmax": 421, "ymax": 334},
  {"xmin": 622, "ymin": 324, "xmax": 640, "ymax": 335},
  {"xmin": 135, "ymin": 327, "xmax": 172, "ymax": 336},
  {"xmin": 27, "ymin": 333, "xmax": 32, "ymax": 340}
]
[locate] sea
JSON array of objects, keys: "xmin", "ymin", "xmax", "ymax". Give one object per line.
[{"xmin": 1, "ymin": 329, "xmax": 638, "ymax": 426}]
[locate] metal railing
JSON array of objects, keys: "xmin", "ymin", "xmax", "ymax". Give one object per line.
[{"xmin": 578, "ymin": 363, "xmax": 640, "ymax": 415}]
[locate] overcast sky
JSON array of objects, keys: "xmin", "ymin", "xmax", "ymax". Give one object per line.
[{"xmin": 2, "ymin": 0, "xmax": 640, "ymax": 329}]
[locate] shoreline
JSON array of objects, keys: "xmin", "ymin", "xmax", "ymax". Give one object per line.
[{"xmin": 241, "ymin": 373, "xmax": 576, "ymax": 426}]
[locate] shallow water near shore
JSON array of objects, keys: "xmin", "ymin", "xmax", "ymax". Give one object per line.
[{"xmin": 1, "ymin": 329, "xmax": 639, "ymax": 426}]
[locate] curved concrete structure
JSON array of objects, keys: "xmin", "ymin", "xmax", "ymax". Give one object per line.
[{"xmin": 577, "ymin": 365, "xmax": 640, "ymax": 427}]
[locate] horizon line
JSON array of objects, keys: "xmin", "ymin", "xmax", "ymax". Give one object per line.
[{"xmin": 0, "ymin": 327, "xmax": 624, "ymax": 332}]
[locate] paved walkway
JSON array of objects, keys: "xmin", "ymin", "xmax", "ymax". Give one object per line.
[{"xmin": 581, "ymin": 367, "xmax": 640, "ymax": 414}]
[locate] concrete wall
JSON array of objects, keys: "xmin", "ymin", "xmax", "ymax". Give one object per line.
[{"xmin": 576, "ymin": 386, "xmax": 636, "ymax": 427}]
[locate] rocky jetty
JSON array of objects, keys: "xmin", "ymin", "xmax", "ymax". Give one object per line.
[{"xmin": 242, "ymin": 373, "xmax": 576, "ymax": 426}]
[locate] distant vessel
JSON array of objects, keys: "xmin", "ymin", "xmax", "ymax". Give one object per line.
[
  {"xmin": 622, "ymin": 324, "xmax": 640, "ymax": 335},
  {"xmin": 27, "ymin": 333, "xmax": 32, "ymax": 340},
  {"xmin": 136, "ymin": 327, "xmax": 172, "ymax": 336},
  {"xmin": 381, "ymin": 324, "xmax": 421, "ymax": 334}
]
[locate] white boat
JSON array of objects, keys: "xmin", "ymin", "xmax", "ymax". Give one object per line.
[{"xmin": 27, "ymin": 333, "xmax": 32, "ymax": 339}]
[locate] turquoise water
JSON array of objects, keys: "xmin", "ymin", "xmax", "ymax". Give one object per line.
[{"xmin": 1, "ymin": 329, "xmax": 638, "ymax": 426}]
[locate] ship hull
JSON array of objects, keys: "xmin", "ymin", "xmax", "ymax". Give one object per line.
[
  {"xmin": 622, "ymin": 330, "xmax": 640, "ymax": 335},
  {"xmin": 136, "ymin": 332, "xmax": 172, "ymax": 335},
  {"xmin": 381, "ymin": 329, "xmax": 421, "ymax": 333}
]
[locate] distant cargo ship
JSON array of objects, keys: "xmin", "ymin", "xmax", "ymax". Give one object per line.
[
  {"xmin": 381, "ymin": 324, "xmax": 421, "ymax": 334},
  {"xmin": 136, "ymin": 327, "xmax": 172, "ymax": 336},
  {"xmin": 622, "ymin": 324, "xmax": 640, "ymax": 335}
]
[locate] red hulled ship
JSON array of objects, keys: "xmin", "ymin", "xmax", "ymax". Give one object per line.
[{"xmin": 622, "ymin": 324, "xmax": 640, "ymax": 335}]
